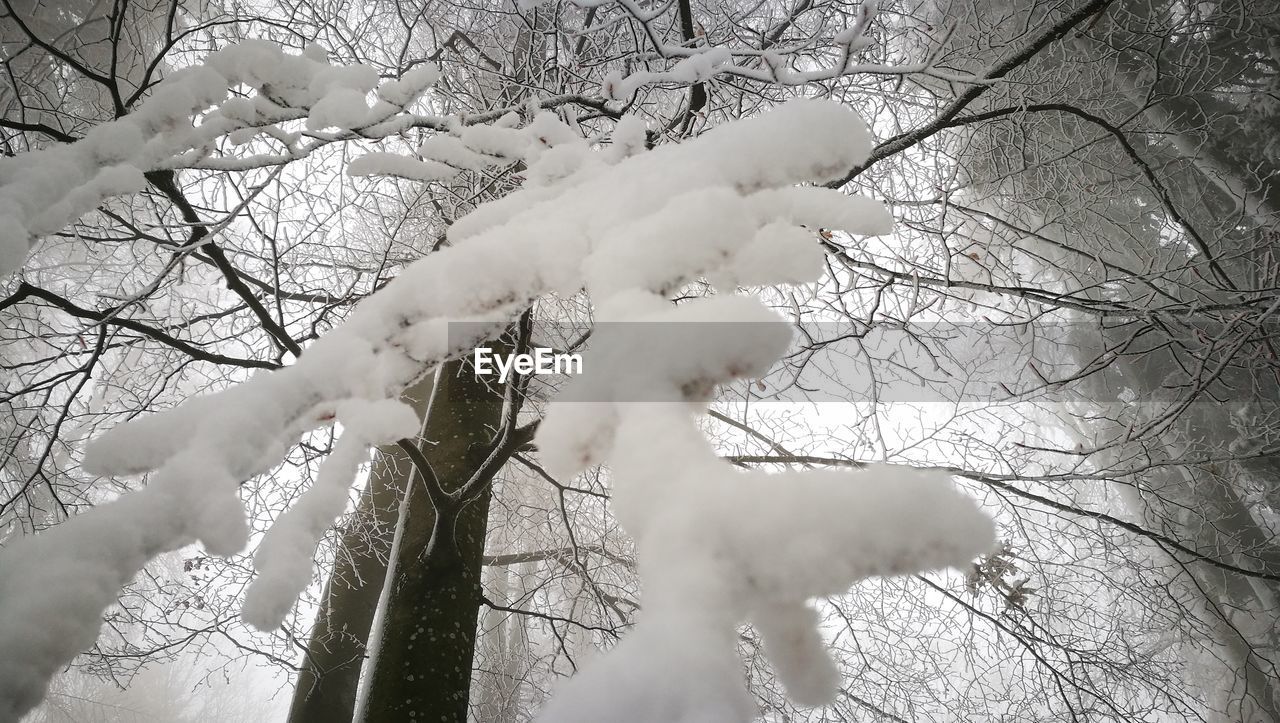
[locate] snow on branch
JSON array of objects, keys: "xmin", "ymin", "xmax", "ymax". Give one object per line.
[
  {"xmin": 531, "ymin": 302, "xmax": 994, "ymax": 720},
  {"xmin": 597, "ymin": 0, "xmax": 992, "ymax": 101},
  {"xmin": 0, "ymin": 60, "xmax": 992, "ymax": 718},
  {"xmin": 0, "ymin": 40, "xmax": 442, "ymax": 277}
]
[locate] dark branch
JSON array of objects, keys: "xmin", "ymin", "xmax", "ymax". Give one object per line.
[{"xmin": 2, "ymin": 282, "xmax": 279, "ymax": 369}]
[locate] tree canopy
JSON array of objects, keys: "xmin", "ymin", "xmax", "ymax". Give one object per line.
[{"xmin": 2, "ymin": 0, "xmax": 1278, "ymax": 721}]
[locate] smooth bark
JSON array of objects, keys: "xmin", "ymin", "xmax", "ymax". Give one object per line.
[
  {"xmin": 287, "ymin": 375, "xmax": 437, "ymax": 723},
  {"xmin": 358, "ymin": 341, "xmax": 513, "ymax": 722}
]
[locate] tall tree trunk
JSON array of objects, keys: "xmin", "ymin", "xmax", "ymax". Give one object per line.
[
  {"xmin": 358, "ymin": 338, "xmax": 513, "ymax": 722},
  {"xmin": 299, "ymin": 7, "xmax": 545, "ymax": 717},
  {"xmin": 287, "ymin": 375, "xmax": 437, "ymax": 723}
]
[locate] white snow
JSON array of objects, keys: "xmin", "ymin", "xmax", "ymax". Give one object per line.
[
  {"xmin": 605, "ymin": 114, "xmax": 648, "ymax": 162},
  {"xmin": 306, "ymin": 87, "xmax": 373, "ymax": 131},
  {"xmin": 376, "ymin": 65, "xmax": 441, "ymax": 107},
  {"xmin": 0, "ymin": 42, "xmax": 442, "ymax": 277},
  {"xmin": 347, "ymin": 152, "xmax": 461, "ymax": 182},
  {"xmin": 458, "ymin": 121, "xmax": 531, "ymax": 160},
  {"xmin": 754, "ymin": 601, "xmax": 841, "ymax": 707},
  {"xmin": 532, "ymin": 403, "xmax": 994, "ymax": 722},
  {"xmin": 418, "ymin": 135, "xmax": 492, "ymax": 171},
  {"xmin": 242, "ymin": 399, "xmax": 419, "ymax": 629},
  {"xmin": 532, "ymin": 612, "xmax": 757, "ymax": 723},
  {"xmin": 605, "ymin": 48, "xmax": 732, "ymax": 100},
  {"xmin": 0, "ymin": 76, "xmax": 993, "ymax": 722}
]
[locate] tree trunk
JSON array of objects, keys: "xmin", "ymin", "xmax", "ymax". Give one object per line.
[
  {"xmin": 287, "ymin": 375, "xmax": 437, "ymax": 723},
  {"xmin": 358, "ymin": 340, "xmax": 513, "ymax": 722}
]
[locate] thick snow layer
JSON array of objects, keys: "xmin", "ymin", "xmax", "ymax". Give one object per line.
[
  {"xmin": 535, "ymin": 295, "xmax": 795, "ymax": 477},
  {"xmin": 530, "ymin": 295, "xmax": 993, "ymax": 721},
  {"xmin": 306, "ymin": 87, "xmax": 372, "ymax": 131},
  {"xmin": 755, "ymin": 602, "xmax": 841, "ymax": 707},
  {"xmin": 533, "ymin": 405, "xmax": 994, "ymax": 722},
  {"xmin": 532, "ymin": 611, "xmax": 757, "ymax": 723},
  {"xmin": 0, "ymin": 85, "xmax": 992, "ymax": 722},
  {"xmin": 377, "ymin": 66, "xmax": 442, "ymax": 106}
]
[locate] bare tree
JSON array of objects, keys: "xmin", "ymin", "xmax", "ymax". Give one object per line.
[{"xmin": 3, "ymin": 0, "xmax": 1278, "ymax": 721}]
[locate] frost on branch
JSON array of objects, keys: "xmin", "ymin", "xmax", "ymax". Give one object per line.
[{"xmin": 0, "ymin": 84, "xmax": 992, "ymax": 722}]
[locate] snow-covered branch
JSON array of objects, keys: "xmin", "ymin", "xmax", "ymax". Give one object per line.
[
  {"xmin": 597, "ymin": 0, "xmax": 992, "ymax": 101},
  {"xmin": 0, "ymin": 40, "xmax": 441, "ymax": 277},
  {"xmin": 0, "ymin": 41, "xmax": 993, "ymax": 717}
]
